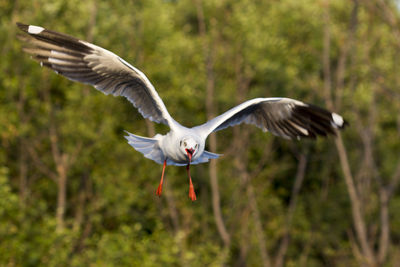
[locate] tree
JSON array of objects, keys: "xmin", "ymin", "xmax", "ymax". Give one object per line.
[{"xmin": 1, "ymin": 0, "xmax": 400, "ymax": 266}]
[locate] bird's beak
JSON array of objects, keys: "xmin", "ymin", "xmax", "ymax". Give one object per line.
[{"xmin": 185, "ymin": 148, "xmax": 194, "ymax": 161}]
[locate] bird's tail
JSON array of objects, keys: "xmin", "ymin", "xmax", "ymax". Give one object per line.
[{"xmin": 124, "ymin": 131, "xmax": 165, "ymax": 165}]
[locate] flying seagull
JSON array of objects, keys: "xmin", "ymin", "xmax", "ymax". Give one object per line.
[{"xmin": 17, "ymin": 22, "xmax": 347, "ymax": 201}]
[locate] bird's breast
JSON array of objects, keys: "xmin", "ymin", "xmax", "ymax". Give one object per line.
[{"xmin": 159, "ymin": 131, "xmax": 204, "ymax": 165}]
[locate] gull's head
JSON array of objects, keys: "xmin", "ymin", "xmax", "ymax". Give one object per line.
[{"xmin": 179, "ymin": 137, "xmax": 199, "ymax": 161}]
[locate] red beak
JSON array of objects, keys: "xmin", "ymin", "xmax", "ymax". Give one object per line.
[{"xmin": 185, "ymin": 148, "xmax": 194, "ymax": 162}]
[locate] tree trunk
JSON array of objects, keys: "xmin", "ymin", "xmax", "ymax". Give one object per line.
[
  {"xmin": 195, "ymin": 0, "xmax": 231, "ymax": 248},
  {"xmin": 274, "ymin": 153, "xmax": 308, "ymax": 267},
  {"xmin": 232, "ymin": 49, "xmax": 271, "ymax": 266},
  {"xmin": 56, "ymin": 162, "xmax": 67, "ymax": 232},
  {"xmin": 323, "ymin": 1, "xmax": 376, "ymax": 265},
  {"xmin": 18, "ymin": 141, "xmax": 28, "ymax": 204}
]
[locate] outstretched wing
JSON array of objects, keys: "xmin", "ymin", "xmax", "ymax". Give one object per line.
[
  {"xmin": 17, "ymin": 22, "xmax": 177, "ymax": 128},
  {"xmin": 195, "ymin": 97, "xmax": 347, "ymax": 139}
]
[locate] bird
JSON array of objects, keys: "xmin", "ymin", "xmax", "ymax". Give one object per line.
[{"xmin": 17, "ymin": 22, "xmax": 347, "ymax": 201}]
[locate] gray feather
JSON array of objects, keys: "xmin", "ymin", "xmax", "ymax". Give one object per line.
[
  {"xmin": 17, "ymin": 22, "xmax": 177, "ymax": 129},
  {"xmin": 195, "ymin": 97, "xmax": 347, "ymax": 140}
]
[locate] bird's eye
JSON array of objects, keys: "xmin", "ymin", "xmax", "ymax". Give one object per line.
[
  {"xmin": 184, "ymin": 142, "xmax": 187, "ymax": 147},
  {"xmin": 180, "ymin": 141, "xmax": 182, "ymax": 146},
  {"xmin": 195, "ymin": 144, "xmax": 198, "ymax": 149}
]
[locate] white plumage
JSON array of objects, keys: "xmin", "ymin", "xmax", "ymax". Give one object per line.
[{"xmin": 17, "ymin": 22, "xmax": 347, "ymax": 201}]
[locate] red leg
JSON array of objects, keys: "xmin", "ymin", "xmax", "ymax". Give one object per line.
[
  {"xmin": 186, "ymin": 164, "xmax": 197, "ymax": 201},
  {"xmin": 156, "ymin": 160, "xmax": 167, "ymax": 197}
]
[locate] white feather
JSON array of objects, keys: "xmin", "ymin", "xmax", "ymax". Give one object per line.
[
  {"xmin": 28, "ymin": 25, "xmax": 44, "ymax": 34},
  {"xmin": 49, "ymin": 57, "xmax": 67, "ymax": 64},
  {"xmin": 332, "ymin": 113, "xmax": 344, "ymax": 127}
]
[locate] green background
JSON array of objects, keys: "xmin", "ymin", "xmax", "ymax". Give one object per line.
[{"xmin": 1, "ymin": 0, "xmax": 400, "ymax": 266}]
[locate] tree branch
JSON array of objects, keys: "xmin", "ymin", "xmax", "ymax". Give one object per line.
[
  {"xmin": 26, "ymin": 143, "xmax": 58, "ymax": 182},
  {"xmin": 323, "ymin": 1, "xmax": 376, "ymax": 264},
  {"xmin": 195, "ymin": 0, "xmax": 231, "ymax": 247},
  {"xmin": 274, "ymin": 153, "xmax": 308, "ymax": 267}
]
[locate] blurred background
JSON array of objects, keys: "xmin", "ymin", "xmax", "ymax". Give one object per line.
[{"xmin": 1, "ymin": 0, "xmax": 400, "ymax": 266}]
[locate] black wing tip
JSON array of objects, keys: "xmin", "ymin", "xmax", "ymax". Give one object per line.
[
  {"xmin": 16, "ymin": 22, "xmax": 93, "ymax": 55},
  {"xmin": 331, "ymin": 112, "xmax": 349, "ymax": 129},
  {"xmin": 16, "ymin": 22, "xmax": 28, "ymax": 31},
  {"xmin": 16, "ymin": 22, "xmax": 47, "ymax": 37},
  {"xmin": 341, "ymin": 119, "xmax": 349, "ymax": 128},
  {"xmin": 291, "ymin": 104, "xmax": 348, "ymax": 139}
]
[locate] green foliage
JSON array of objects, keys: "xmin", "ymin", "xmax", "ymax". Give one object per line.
[{"xmin": 1, "ymin": 0, "xmax": 400, "ymax": 266}]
